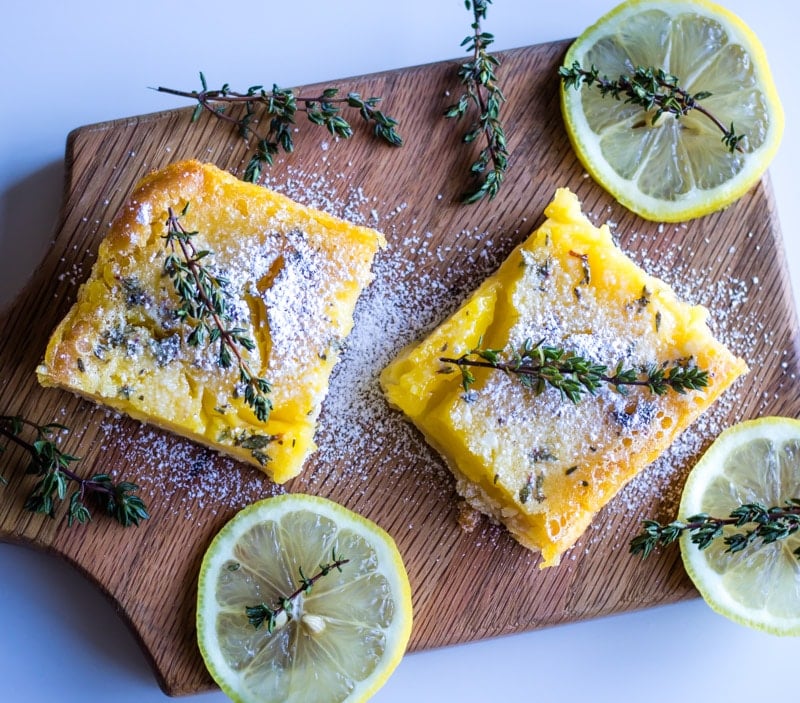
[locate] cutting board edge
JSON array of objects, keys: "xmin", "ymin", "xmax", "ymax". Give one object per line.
[
  {"xmin": 0, "ymin": 532, "xmax": 174, "ymax": 694},
  {"xmin": 1, "ymin": 35, "xmax": 797, "ymax": 697},
  {"xmin": 59, "ymin": 36, "xmax": 577, "ymax": 151}
]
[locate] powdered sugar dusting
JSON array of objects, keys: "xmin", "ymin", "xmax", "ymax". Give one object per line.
[
  {"xmin": 604, "ymin": 224, "xmax": 781, "ymax": 527},
  {"xmin": 311, "ymin": 216, "xmax": 519, "ymax": 494},
  {"xmin": 86, "ymin": 168, "xmax": 787, "ymax": 537}
]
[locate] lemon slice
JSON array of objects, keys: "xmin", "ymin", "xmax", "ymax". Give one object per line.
[
  {"xmin": 197, "ymin": 494, "xmax": 413, "ymax": 702},
  {"xmin": 561, "ymin": 0, "xmax": 784, "ymax": 222},
  {"xmin": 679, "ymin": 417, "xmax": 800, "ymax": 635}
]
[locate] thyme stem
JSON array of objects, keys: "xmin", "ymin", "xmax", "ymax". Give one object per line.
[
  {"xmin": 156, "ymin": 76, "xmax": 402, "ymax": 183},
  {"xmin": 245, "ymin": 550, "xmax": 350, "ymax": 633},
  {"xmin": 630, "ymin": 501, "xmax": 800, "ymax": 559},
  {"xmin": 167, "ymin": 210, "xmax": 247, "ymax": 370},
  {"xmin": 559, "ymin": 62, "xmax": 744, "ymax": 152},
  {"xmin": 0, "ymin": 415, "xmax": 149, "ymax": 527},
  {"xmin": 158, "ymin": 85, "xmax": 377, "ymax": 109},
  {"xmin": 163, "ymin": 206, "xmax": 273, "ymax": 423},
  {"xmin": 440, "ymin": 338, "xmax": 708, "ymax": 402},
  {"xmin": 445, "ymin": 0, "xmax": 509, "ymax": 203}
]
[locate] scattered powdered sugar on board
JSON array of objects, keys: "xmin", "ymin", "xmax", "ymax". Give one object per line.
[
  {"xmin": 83, "ymin": 165, "xmax": 785, "ymax": 535},
  {"xmin": 600, "ymin": 225, "xmax": 778, "ymax": 531},
  {"xmin": 95, "ymin": 413, "xmax": 282, "ymax": 520},
  {"xmin": 261, "ymin": 165, "xmax": 375, "ymax": 225}
]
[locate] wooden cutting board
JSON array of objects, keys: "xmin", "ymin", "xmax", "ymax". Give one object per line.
[{"xmin": 2, "ymin": 40, "xmax": 799, "ymax": 696}]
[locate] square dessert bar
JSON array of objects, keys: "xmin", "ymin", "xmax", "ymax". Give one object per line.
[
  {"xmin": 381, "ymin": 188, "xmax": 747, "ymax": 566},
  {"xmin": 38, "ymin": 160, "xmax": 385, "ymax": 483}
]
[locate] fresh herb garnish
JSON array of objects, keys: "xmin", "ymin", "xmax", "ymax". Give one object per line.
[
  {"xmin": 630, "ymin": 501, "xmax": 800, "ymax": 559},
  {"xmin": 445, "ymin": 0, "xmax": 509, "ymax": 203},
  {"xmin": 0, "ymin": 415, "xmax": 149, "ymax": 527},
  {"xmin": 440, "ymin": 338, "xmax": 709, "ymax": 401},
  {"xmin": 245, "ymin": 549, "xmax": 349, "ymax": 633},
  {"xmin": 559, "ymin": 62, "xmax": 744, "ymax": 153},
  {"xmin": 156, "ymin": 74, "xmax": 402, "ymax": 183},
  {"xmin": 163, "ymin": 204, "xmax": 273, "ymax": 423}
]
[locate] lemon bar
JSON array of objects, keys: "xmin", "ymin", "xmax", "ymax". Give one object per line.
[
  {"xmin": 37, "ymin": 160, "xmax": 385, "ymax": 483},
  {"xmin": 381, "ymin": 188, "xmax": 747, "ymax": 567}
]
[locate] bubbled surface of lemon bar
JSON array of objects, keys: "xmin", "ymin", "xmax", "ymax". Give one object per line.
[
  {"xmin": 38, "ymin": 160, "xmax": 385, "ymax": 483},
  {"xmin": 381, "ymin": 188, "xmax": 747, "ymax": 566}
]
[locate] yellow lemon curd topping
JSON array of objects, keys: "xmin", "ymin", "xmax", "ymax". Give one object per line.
[
  {"xmin": 37, "ymin": 160, "xmax": 385, "ymax": 483},
  {"xmin": 381, "ymin": 188, "xmax": 747, "ymax": 567}
]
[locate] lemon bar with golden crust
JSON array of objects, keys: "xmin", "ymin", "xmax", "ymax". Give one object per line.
[
  {"xmin": 381, "ymin": 188, "xmax": 747, "ymax": 567},
  {"xmin": 37, "ymin": 160, "xmax": 385, "ymax": 483}
]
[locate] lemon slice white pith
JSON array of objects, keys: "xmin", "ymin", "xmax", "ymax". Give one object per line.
[
  {"xmin": 197, "ymin": 494, "xmax": 413, "ymax": 702},
  {"xmin": 679, "ymin": 417, "xmax": 800, "ymax": 636},
  {"xmin": 561, "ymin": 0, "xmax": 784, "ymax": 222}
]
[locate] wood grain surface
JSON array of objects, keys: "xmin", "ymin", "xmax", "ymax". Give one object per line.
[{"xmin": 1, "ymin": 40, "xmax": 799, "ymax": 696}]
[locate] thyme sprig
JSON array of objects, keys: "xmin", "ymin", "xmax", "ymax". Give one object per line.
[
  {"xmin": 445, "ymin": 0, "xmax": 509, "ymax": 203},
  {"xmin": 157, "ymin": 75, "xmax": 402, "ymax": 183},
  {"xmin": 245, "ymin": 549, "xmax": 349, "ymax": 633},
  {"xmin": 630, "ymin": 500, "xmax": 800, "ymax": 559},
  {"xmin": 0, "ymin": 415, "xmax": 149, "ymax": 527},
  {"xmin": 441, "ymin": 338, "xmax": 709, "ymax": 401},
  {"xmin": 163, "ymin": 205, "xmax": 273, "ymax": 423},
  {"xmin": 559, "ymin": 62, "xmax": 744, "ymax": 152}
]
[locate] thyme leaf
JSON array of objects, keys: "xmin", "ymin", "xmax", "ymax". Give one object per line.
[
  {"xmin": 156, "ymin": 77, "xmax": 402, "ymax": 183},
  {"xmin": 445, "ymin": 0, "xmax": 509, "ymax": 203},
  {"xmin": 0, "ymin": 415, "xmax": 149, "ymax": 527}
]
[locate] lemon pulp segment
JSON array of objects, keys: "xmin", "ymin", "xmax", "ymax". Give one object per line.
[{"xmin": 561, "ymin": 0, "xmax": 784, "ymax": 221}]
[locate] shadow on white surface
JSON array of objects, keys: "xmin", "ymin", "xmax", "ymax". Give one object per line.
[
  {"xmin": 0, "ymin": 542, "xmax": 227, "ymax": 701},
  {"xmin": 1, "ymin": 542, "xmax": 164, "ymax": 698},
  {"xmin": 0, "ymin": 161, "xmax": 64, "ymax": 313}
]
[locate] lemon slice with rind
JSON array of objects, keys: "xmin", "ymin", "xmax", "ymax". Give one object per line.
[
  {"xmin": 679, "ymin": 417, "xmax": 800, "ymax": 635},
  {"xmin": 561, "ymin": 0, "xmax": 784, "ymax": 222},
  {"xmin": 197, "ymin": 494, "xmax": 413, "ymax": 702}
]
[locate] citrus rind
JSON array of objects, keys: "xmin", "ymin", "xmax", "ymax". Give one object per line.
[
  {"xmin": 197, "ymin": 494, "xmax": 414, "ymax": 702},
  {"xmin": 679, "ymin": 417, "xmax": 800, "ymax": 636},
  {"xmin": 561, "ymin": 0, "xmax": 784, "ymax": 222}
]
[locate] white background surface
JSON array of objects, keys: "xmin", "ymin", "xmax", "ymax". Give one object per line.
[{"xmin": 1, "ymin": 1, "xmax": 797, "ymax": 701}]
